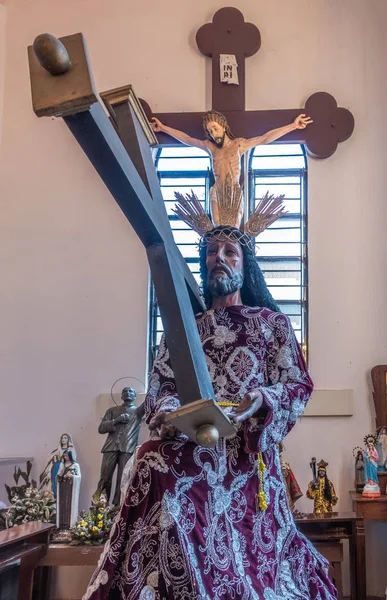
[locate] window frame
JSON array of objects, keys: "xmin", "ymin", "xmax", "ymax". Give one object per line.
[
  {"xmin": 148, "ymin": 146, "xmax": 211, "ymax": 372},
  {"xmin": 149, "ymin": 143, "xmax": 308, "ymax": 372},
  {"xmin": 247, "ymin": 144, "xmax": 308, "ymax": 360}
]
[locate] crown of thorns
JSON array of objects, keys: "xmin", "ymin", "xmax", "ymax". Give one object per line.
[{"xmin": 364, "ymin": 433, "xmax": 377, "ymax": 446}]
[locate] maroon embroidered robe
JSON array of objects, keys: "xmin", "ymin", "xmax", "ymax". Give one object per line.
[{"xmin": 84, "ymin": 306, "xmax": 336, "ymax": 600}]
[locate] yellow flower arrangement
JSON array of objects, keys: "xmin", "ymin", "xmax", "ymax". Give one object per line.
[{"xmin": 71, "ymin": 494, "xmax": 114, "ymax": 546}]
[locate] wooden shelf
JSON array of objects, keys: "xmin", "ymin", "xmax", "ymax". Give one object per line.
[
  {"xmin": 0, "ymin": 523, "xmax": 54, "ymax": 600},
  {"xmin": 349, "ymin": 491, "xmax": 387, "ymax": 503},
  {"xmin": 350, "ymin": 491, "xmax": 387, "ymax": 522},
  {"xmin": 0, "ymin": 523, "xmax": 54, "ymax": 549},
  {"xmin": 0, "ymin": 457, "xmax": 33, "ymax": 467}
]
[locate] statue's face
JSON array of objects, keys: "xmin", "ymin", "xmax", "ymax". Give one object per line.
[
  {"xmin": 61, "ymin": 434, "xmax": 69, "ymax": 447},
  {"xmin": 206, "ymin": 239, "xmax": 244, "ymax": 298},
  {"xmin": 318, "ymin": 469, "xmax": 326, "ymax": 478},
  {"xmin": 205, "ymin": 120, "xmax": 226, "ymax": 147},
  {"xmin": 122, "ymin": 387, "xmax": 136, "ymax": 403}
]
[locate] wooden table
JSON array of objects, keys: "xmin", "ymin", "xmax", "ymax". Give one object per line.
[
  {"xmin": 39, "ymin": 543, "xmax": 102, "ymax": 567},
  {"xmin": 0, "ymin": 522, "xmax": 54, "ymax": 600},
  {"xmin": 295, "ymin": 511, "xmax": 366, "ymax": 600},
  {"xmin": 349, "ymin": 492, "xmax": 387, "ymax": 599},
  {"xmin": 35, "ymin": 544, "xmax": 102, "ymax": 599}
]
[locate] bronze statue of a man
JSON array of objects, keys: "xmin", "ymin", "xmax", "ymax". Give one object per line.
[
  {"xmin": 151, "ymin": 110, "xmax": 312, "ymax": 226},
  {"xmin": 94, "ymin": 387, "xmax": 145, "ymax": 506}
]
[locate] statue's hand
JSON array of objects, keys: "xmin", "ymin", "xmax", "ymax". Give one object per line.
[
  {"xmin": 149, "ymin": 412, "xmax": 177, "ymax": 439},
  {"xmin": 151, "ymin": 117, "xmax": 164, "ymax": 133},
  {"xmin": 113, "ymin": 415, "xmax": 128, "ymax": 425},
  {"xmin": 231, "ymin": 390, "xmax": 263, "ymax": 423},
  {"xmin": 294, "ymin": 113, "xmax": 313, "ymax": 129}
]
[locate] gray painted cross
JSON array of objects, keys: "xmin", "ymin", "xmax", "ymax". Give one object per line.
[{"xmin": 28, "ymin": 33, "xmax": 235, "ymax": 444}]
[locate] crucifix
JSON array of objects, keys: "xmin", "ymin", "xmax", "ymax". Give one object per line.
[
  {"xmin": 143, "ymin": 7, "xmax": 354, "ymax": 159},
  {"xmin": 27, "ymin": 6, "xmax": 354, "ymax": 447}
]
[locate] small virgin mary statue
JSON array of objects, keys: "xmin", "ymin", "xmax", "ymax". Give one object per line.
[
  {"xmin": 51, "ymin": 433, "xmax": 76, "ymax": 498},
  {"xmin": 362, "ymin": 434, "xmax": 381, "ymax": 498}
]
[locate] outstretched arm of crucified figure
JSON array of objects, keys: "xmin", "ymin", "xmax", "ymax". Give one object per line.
[
  {"xmin": 151, "ymin": 117, "xmax": 210, "ymax": 153},
  {"xmin": 240, "ymin": 114, "xmax": 313, "ymax": 154}
]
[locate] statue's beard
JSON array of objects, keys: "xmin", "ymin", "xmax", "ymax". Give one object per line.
[
  {"xmin": 211, "ymin": 131, "xmax": 226, "ymax": 148},
  {"xmin": 208, "ymin": 268, "xmax": 244, "ymax": 297}
]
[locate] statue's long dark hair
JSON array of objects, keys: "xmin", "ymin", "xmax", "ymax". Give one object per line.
[
  {"xmin": 199, "ymin": 227, "xmax": 280, "ymax": 312},
  {"xmin": 64, "ymin": 449, "xmax": 75, "ymax": 463},
  {"xmin": 323, "ymin": 473, "xmax": 333, "ymax": 503}
]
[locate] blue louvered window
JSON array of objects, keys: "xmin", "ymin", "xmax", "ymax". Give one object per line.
[{"xmin": 149, "ymin": 143, "xmax": 308, "ymax": 369}]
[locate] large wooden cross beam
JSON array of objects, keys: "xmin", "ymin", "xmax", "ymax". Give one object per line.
[
  {"xmin": 143, "ymin": 7, "xmax": 354, "ymax": 159},
  {"xmin": 28, "ymin": 32, "xmax": 236, "ymax": 445}
]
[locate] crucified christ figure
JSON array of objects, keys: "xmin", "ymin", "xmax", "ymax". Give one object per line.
[{"xmin": 151, "ymin": 110, "xmax": 312, "ymax": 226}]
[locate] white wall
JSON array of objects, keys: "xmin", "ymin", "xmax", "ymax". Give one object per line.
[
  {"xmin": 0, "ymin": 2, "xmax": 6, "ymax": 156},
  {"xmin": 1, "ymin": 0, "xmax": 387, "ymax": 597}
]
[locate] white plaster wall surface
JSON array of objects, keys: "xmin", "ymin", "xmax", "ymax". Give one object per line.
[
  {"xmin": 0, "ymin": 3, "xmax": 6, "ymax": 156},
  {"xmin": 1, "ymin": 0, "xmax": 387, "ymax": 597}
]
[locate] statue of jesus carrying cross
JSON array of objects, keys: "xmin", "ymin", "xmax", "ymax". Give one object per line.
[{"xmin": 151, "ymin": 110, "xmax": 312, "ymax": 226}]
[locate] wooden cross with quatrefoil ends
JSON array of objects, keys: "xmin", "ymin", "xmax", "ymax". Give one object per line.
[{"xmin": 143, "ymin": 7, "xmax": 354, "ymax": 158}]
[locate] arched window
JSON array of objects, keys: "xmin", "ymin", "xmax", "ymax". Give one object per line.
[
  {"xmin": 149, "ymin": 143, "xmax": 308, "ymax": 368},
  {"xmin": 249, "ymin": 143, "xmax": 308, "ymax": 354}
]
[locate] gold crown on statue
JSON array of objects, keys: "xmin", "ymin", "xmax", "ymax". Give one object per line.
[
  {"xmin": 317, "ymin": 460, "xmax": 329, "ymax": 471},
  {"xmin": 173, "ymin": 173, "xmax": 286, "ymax": 249},
  {"xmin": 364, "ymin": 433, "xmax": 377, "ymax": 446}
]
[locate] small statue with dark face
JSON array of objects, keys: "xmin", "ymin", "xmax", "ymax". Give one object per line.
[{"xmin": 306, "ymin": 459, "xmax": 338, "ymax": 514}]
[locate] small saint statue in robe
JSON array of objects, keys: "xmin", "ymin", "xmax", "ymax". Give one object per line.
[
  {"xmin": 306, "ymin": 459, "xmax": 338, "ymax": 514},
  {"xmin": 353, "ymin": 448, "xmax": 365, "ymax": 493},
  {"xmin": 278, "ymin": 443, "xmax": 303, "ymax": 514},
  {"xmin": 376, "ymin": 426, "xmax": 387, "ymax": 471},
  {"xmin": 56, "ymin": 449, "xmax": 81, "ymax": 530}
]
